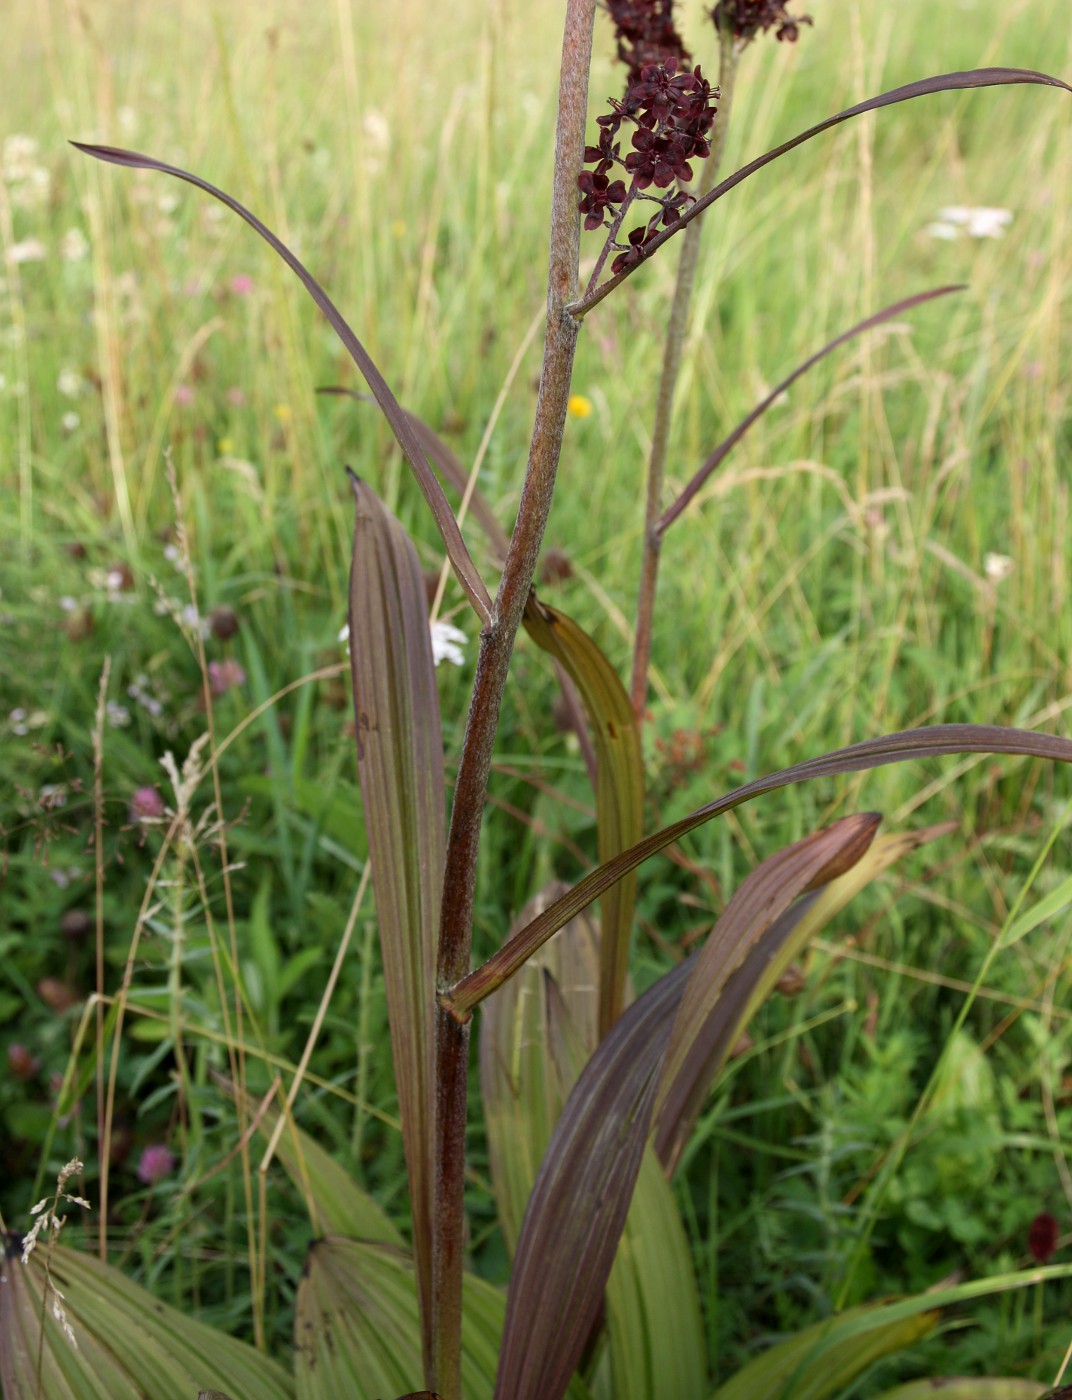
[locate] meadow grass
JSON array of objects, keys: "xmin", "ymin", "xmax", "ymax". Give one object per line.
[{"xmin": 2, "ymin": 0, "xmax": 1072, "ymax": 1387}]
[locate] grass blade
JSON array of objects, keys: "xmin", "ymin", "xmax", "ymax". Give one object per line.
[
  {"xmin": 72, "ymin": 141, "xmax": 493, "ymax": 624},
  {"xmin": 347, "ymin": 474, "xmax": 445, "ymax": 1369},
  {"xmin": 448, "ymin": 725, "xmax": 1072, "ymax": 1017},
  {"xmin": 523, "ymin": 597, "xmax": 645, "ymax": 1036}
]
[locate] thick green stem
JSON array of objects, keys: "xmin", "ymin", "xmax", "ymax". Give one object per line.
[
  {"xmin": 428, "ymin": 2, "xmax": 596, "ymax": 1394},
  {"xmin": 629, "ymin": 40, "xmax": 739, "ymax": 718}
]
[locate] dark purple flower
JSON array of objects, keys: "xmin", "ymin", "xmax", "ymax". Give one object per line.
[
  {"xmin": 1029, "ymin": 1211, "xmax": 1059, "ymax": 1263},
  {"xmin": 607, "ymin": 0, "xmax": 691, "ymax": 82},
  {"xmin": 611, "ymin": 218, "xmax": 662, "ymax": 275},
  {"xmin": 577, "ymin": 168, "xmax": 628, "ymax": 229},
  {"xmin": 711, "ymin": 0, "xmax": 812, "ymax": 43}
]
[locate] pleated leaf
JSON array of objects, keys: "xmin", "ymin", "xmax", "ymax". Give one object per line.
[
  {"xmin": 708, "ymin": 1301, "xmax": 938, "ymax": 1400},
  {"xmin": 604, "ymin": 1146, "xmax": 707, "ymax": 1400},
  {"xmin": 522, "ymin": 597, "xmax": 645, "ymax": 1037},
  {"xmin": 480, "ymin": 892, "xmax": 705, "ymax": 1399},
  {"xmin": 0, "ymin": 1239, "xmax": 294, "ymax": 1400},
  {"xmin": 480, "ymin": 884, "xmax": 601, "ymax": 1256},
  {"xmin": 348, "ymin": 474, "xmax": 445, "ymax": 1353},
  {"xmin": 296, "ymin": 1239, "xmax": 591, "ymax": 1400}
]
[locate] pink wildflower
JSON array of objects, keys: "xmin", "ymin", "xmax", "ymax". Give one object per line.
[{"xmin": 136, "ymin": 1143, "xmax": 175, "ymax": 1185}]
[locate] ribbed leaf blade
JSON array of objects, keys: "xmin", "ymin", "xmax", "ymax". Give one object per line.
[
  {"xmin": 523, "ymin": 598, "xmax": 645, "ymax": 1037},
  {"xmin": 0, "ymin": 1240, "xmax": 294, "ymax": 1400},
  {"xmin": 874, "ymin": 1382, "xmax": 1047, "ymax": 1400},
  {"xmin": 295, "ymin": 1238, "xmax": 515, "ymax": 1400},
  {"xmin": 708, "ymin": 1301, "xmax": 938, "ymax": 1400},
  {"xmin": 348, "ymin": 474, "xmax": 445, "ymax": 1353}
]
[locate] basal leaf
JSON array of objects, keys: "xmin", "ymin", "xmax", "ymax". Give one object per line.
[
  {"xmin": 0, "ymin": 1239, "xmax": 294, "ymax": 1400},
  {"xmin": 348, "ymin": 475, "xmax": 445, "ymax": 1357},
  {"xmin": 874, "ymin": 1381, "xmax": 1047, "ymax": 1400},
  {"xmin": 72, "ymin": 142, "xmax": 492, "ymax": 623},
  {"xmin": 447, "ymin": 724, "xmax": 1072, "ymax": 1018},
  {"xmin": 522, "ymin": 597, "xmax": 645, "ymax": 1036}
]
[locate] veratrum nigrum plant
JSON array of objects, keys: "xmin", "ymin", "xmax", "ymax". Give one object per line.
[{"xmin": 2, "ymin": 2, "xmax": 1071, "ymax": 1398}]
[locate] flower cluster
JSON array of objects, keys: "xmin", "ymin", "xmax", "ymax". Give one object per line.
[
  {"xmin": 710, "ymin": 0, "xmax": 812, "ymax": 43},
  {"xmin": 579, "ymin": 59, "xmax": 717, "ymax": 274},
  {"xmin": 606, "ymin": 0, "xmax": 691, "ymax": 83}
]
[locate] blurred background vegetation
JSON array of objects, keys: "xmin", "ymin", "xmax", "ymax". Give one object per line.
[{"xmin": 1, "ymin": 0, "xmax": 1070, "ymax": 1387}]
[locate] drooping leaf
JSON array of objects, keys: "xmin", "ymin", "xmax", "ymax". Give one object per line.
[
  {"xmin": 659, "ymin": 286, "xmax": 963, "ymax": 533},
  {"xmin": 522, "ymin": 596, "xmax": 645, "ymax": 1036},
  {"xmin": 448, "ymin": 724, "xmax": 1072, "ymax": 1017},
  {"xmin": 72, "ymin": 142, "xmax": 492, "ymax": 624},
  {"xmin": 708, "ymin": 1300, "xmax": 938, "ymax": 1400},
  {"xmin": 580, "ymin": 68, "xmax": 1072, "ymax": 312},
  {"xmin": 653, "ymin": 823, "xmax": 954, "ymax": 1172},
  {"xmin": 0, "ymin": 1238, "xmax": 294, "ymax": 1400},
  {"xmin": 347, "ymin": 474, "xmax": 445, "ymax": 1359}
]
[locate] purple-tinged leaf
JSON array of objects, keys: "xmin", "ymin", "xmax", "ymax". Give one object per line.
[
  {"xmin": 319, "ymin": 386, "xmax": 511, "ymax": 563},
  {"xmin": 523, "ymin": 596, "xmax": 645, "ymax": 1037},
  {"xmin": 576, "ymin": 68, "xmax": 1071, "ymax": 314},
  {"xmin": 492, "ymin": 959, "xmax": 691, "ymax": 1400},
  {"xmin": 659, "ymin": 286, "xmax": 964, "ymax": 534},
  {"xmin": 72, "ymin": 142, "xmax": 493, "ymax": 625},
  {"xmin": 347, "ymin": 474, "xmax": 444, "ymax": 1366},
  {"xmin": 653, "ymin": 822, "xmax": 956, "ymax": 1172},
  {"xmin": 446, "ymin": 724, "xmax": 1072, "ymax": 1017},
  {"xmin": 653, "ymin": 814, "xmax": 880, "ymax": 1170}
]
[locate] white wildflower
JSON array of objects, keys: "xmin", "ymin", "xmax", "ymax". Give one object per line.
[
  {"xmin": 431, "ymin": 620, "xmax": 468, "ymax": 667},
  {"xmin": 106, "ymin": 700, "xmax": 131, "ymax": 728},
  {"xmin": 935, "ymin": 205, "xmax": 1014, "ymax": 239},
  {"xmin": 57, "ymin": 367, "xmax": 83, "ymax": 398},
  {"xmin": 925, "ymin": 221, "xmax": 960, "ymax": 241},
  {"xmin": 2, "ymin": 133, "xmax": 38, "ymax": 181},
  {"xmin": 6, "ymin": 238, "xmax": 47, "ymax": 265},
  {"xmin": 984, "ymin": 551, "xmax": 1013, "ymax": 582},
  {"xmin": 61, "ymin": 411, "xmax": 80, "ymax": 432},
  {"xmin": 60, "ymin": 227, "xmax": 89, "ymax": 262}
]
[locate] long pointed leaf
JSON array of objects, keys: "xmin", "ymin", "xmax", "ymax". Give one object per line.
[
  {"xmin": 659, "ymin": 286, "xmax": 964, "ymax": 533},
  {"xmin": 347, "ymin": 474, "xmax": 444, "ymax": 1362},
  {"xmin": 72, "ymin": 141, "xmax": 493, "ymax": 624},
  {"xmin": 874, "ymin": 1383, "xmax": 1046, "ymax": 1400},
  {"xmin": 523, "ymin": 597, "xmax": 645, "ymax": 1036},
  {"xmin": 578, "ymin": 68, "xmax": 1071, "ymax": 313},
  {"xmin": 448, "ymin": 725, "xmax": 1072, "ymax": 1017}
]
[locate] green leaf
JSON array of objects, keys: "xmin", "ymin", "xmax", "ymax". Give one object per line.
[
  {"xmin": 348, "ymin": 474, "xmax": 446, "ymax": 1351},
  {"xmin": 1003, "ymin": 868, "xmax": 1072, "ymax": 946},
  {"xmin": 0, "ymin": 1241, "xmax": 294, "ymax": 1400},
  {"xmin": 604, "ymin": 1146, "xmax": 707, "ymax": 1400},
  {"xmin": 708, "ymin": 1300, "xmax": 938, "ymax": 1400},
  {"xmin": 874, "ymin": 1381, "xmax": 1048, "ymax": 1400},
  {"xmin": 522, "ymin": 597, "xmax": 645, "ymax": 1036}
]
